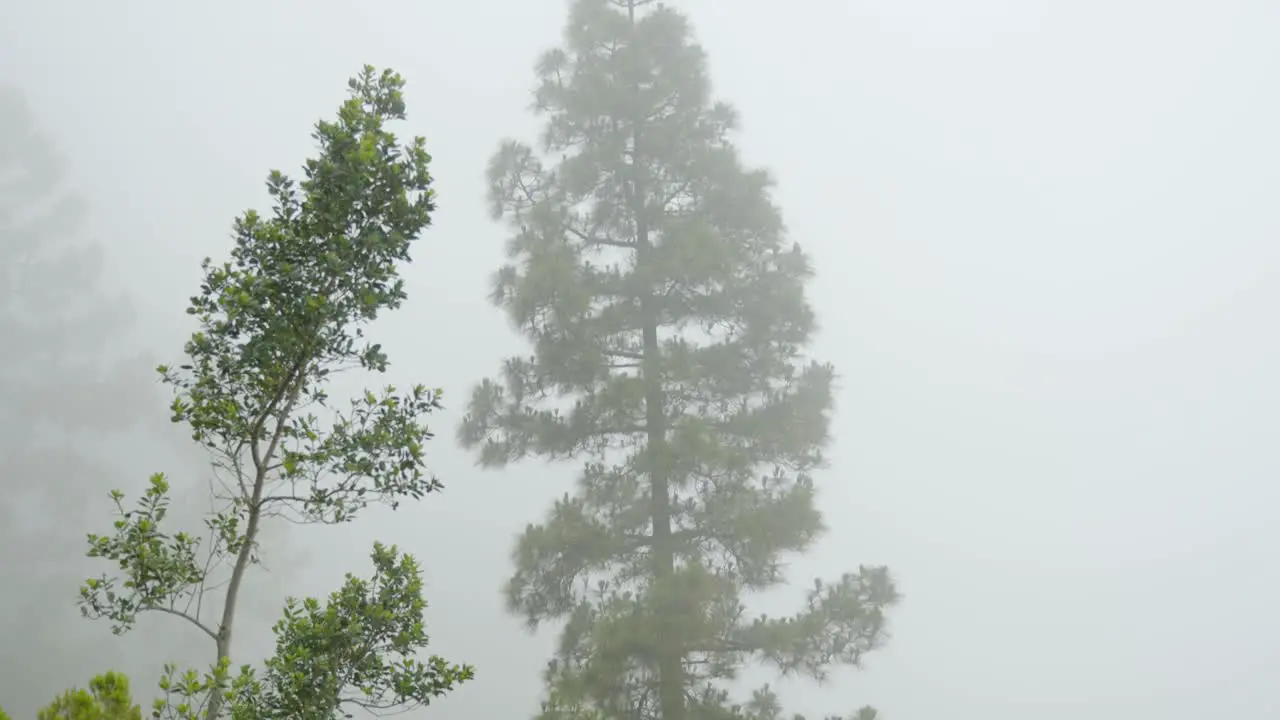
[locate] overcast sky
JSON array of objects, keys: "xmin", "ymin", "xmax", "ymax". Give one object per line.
[{"xmin": 2, "ymin": 1, "xmax": 1278, "ymax": 718}]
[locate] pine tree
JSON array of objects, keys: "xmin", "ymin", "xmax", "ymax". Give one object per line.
[
  {"xmin": 0, "ymin": 84, "xmax": 154, "ymax": 715},
  {"xmin": 460, "ymin": 2, "xmax": 899, "ymax": 718},
  {"xmin": 0, "ymin": 84, "xmax": 143, "ymax": 565}
]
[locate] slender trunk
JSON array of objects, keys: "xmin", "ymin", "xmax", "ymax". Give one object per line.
[
  {"xmin": 203, "ymin": 378, "xmax": 301, "ymax": 718},
  {"xmin": 640, "ymin": 271, "xmax": 684, "ymax": 720},
  {"xmin": 628, "ymin": 4, "xmax": 683, "ymax": 716},
  {"xmin": 203, "ymin": 476, "xmax": 264, "ymax": 718}
]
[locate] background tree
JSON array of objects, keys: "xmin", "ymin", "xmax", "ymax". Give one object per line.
[
  {"xmin": 460, "ymin": 1, "xmax": 898, "ymax": 719},
  {"xmin": 77, "ymin": 66, "xmax": 472, "ymax": 718},
  {"xmin": 1, "ymin": 671, "xmax": 143, "ymax": 720},
  {"xmin": 0, "ymin": 84, "xmax": 161, "ymax": 716}
]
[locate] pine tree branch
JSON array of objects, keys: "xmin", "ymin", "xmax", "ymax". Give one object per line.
[{"xmin": 565, "ymin": 223, "xmax": 635, "ymax": 249}]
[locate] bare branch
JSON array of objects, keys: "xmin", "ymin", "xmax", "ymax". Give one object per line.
[{"xmin": 144, "ymin": 604, "xmax": 219, "ymax": 643}]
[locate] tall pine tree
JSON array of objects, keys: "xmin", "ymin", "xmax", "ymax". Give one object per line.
[{"xmin": 460, "ymin": 2, "xmax": 899, "ymax": 718}]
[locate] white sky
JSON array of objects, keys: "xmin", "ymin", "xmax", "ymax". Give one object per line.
[{"xmin": 2, "ymin": 1, "xmax": 1278, "ymax": 718}]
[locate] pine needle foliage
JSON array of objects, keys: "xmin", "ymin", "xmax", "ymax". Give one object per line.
[{"xmin": 461, "ymin": 2, "xmax": 899, "ymax": 719}]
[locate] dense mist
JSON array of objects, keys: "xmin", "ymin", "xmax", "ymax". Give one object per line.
[{"xmin": 2, "ymin": 1, "xmax": 1278, "ymax": 718}]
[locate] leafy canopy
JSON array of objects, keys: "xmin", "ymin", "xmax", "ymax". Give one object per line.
[
  {"xmin": 0, "ymin": 672, "xmax": 143, "ymax": 720},
  {"xmin": 75, "ymin": 65, "xmax": 470, "ymax": 719},
  {"xmin": 223, "ymin": 543, "xmax": 473, "ymax": 718}
]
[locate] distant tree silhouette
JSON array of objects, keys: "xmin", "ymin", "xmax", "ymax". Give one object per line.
[{"xmin": 0, "ymin": 83, "xmax": 151, "ymax": 715}]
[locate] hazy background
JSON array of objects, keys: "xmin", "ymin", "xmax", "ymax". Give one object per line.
[{"xmin": 2, "ymin": 1, "xmax": 1278, "ymax": 718}]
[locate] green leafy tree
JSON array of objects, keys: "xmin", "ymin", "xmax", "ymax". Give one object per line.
[
  {"xmin": 459, "ymin": 2, "xmax": 898, "ymax": 719},
  {"xmin": 35, "ymin": 673, "xmax": 143, "ymax": 720},
  {"xmin": 221, "ymin": 543, "xmax": 469, "ymax": 718},
  {"xmin": 0, "ymin": 671, "xmax": 143, "ymax": 720},
  {"xmin": 77, "ymin": 66, "xmax": 472, "ymax": 718}
]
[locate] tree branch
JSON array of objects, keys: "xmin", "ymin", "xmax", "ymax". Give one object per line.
[
  {"xmin": 144, "ymin": 604, "xmax": 219, "ymax": 643},
  {"xmin": 565, "ymin": 222, "xmax": 634, "ymax": 249}
]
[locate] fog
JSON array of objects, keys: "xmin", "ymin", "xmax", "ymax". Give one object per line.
[{"xmin": 2, "ymin": 0, "xmax": 1278, "ymax": 718}]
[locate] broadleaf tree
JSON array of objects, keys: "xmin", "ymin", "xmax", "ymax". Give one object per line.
[
  {"xmin": 77, "ymin": 66, "xmax": 472, "ymax": 718},
  {"xmin": 0, "ymin": 671, "xmax": 143, "ymax": 720},
  {"xmin": 459, "ymin": 2, "xmax": 899, "ymax": 719}
]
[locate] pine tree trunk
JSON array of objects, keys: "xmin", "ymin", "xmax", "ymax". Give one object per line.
[
  {"xmin": 632, "ymin": 65, "xmax": 685, "ymax": 716},
  {"xmin": 639, "ymin": 239, "xmax": 684, "ymax": 720}
]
